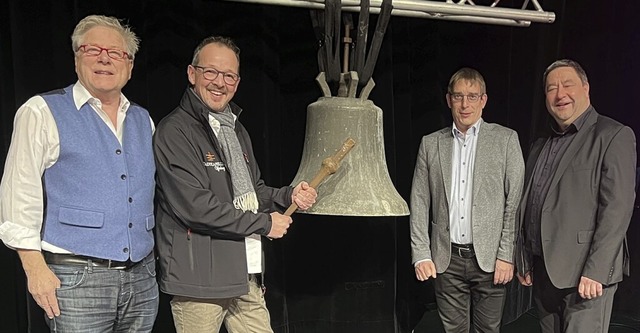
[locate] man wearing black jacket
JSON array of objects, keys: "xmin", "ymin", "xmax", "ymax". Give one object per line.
[
  {"xmin": 515, "ymin": 59, "xmax": 636, "ymax": 332},
  {"xmin": 153, "ymin": 36, "xmax": 317, "ymax": 333}
]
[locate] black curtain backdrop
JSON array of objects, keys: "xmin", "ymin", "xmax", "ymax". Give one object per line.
[{"xmin": 1, "ymin": 1, "xmax": 639, "ymax": 332}]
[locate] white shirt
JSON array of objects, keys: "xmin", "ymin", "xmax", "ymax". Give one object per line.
[
  {"xmin": 207, "ymin": 113, "xmax": 262, "ymax": 274},
  {"xmin": 0, "ymin": 82, "xmax": 154, "ymax": 253},
  {"xmin": 449, "ymin": 119, "xmax": 481, "ymax": 244}
]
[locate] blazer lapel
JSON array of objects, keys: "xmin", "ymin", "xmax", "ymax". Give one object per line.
[
  {"xmin": 520, "ymin": 138, "xmax": 546, "ymax": 211},
  {"xmin": 472, "ymin": 122, "xmax": 491, "ymax": 201},
  {"xmin": 438, "ymin": 129, "xmax": 453, "ymax": 207}
]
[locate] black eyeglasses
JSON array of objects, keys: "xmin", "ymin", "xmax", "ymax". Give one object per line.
[
  {"xmin": 449, "ymin": 93, "xmax": 484, "ymax": 103},
  {"xmin": 193, "ymin": 65, "xmax": 240, "ymax": 85},
  {"xmin": 77, "ymin": 44, "xmax": 132, "ymax": 60}
]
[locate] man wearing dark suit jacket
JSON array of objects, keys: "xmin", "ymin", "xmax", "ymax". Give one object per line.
[
  {"xmin": 516, "ymin": 59, "xmax": 636, "ymax": 333},
  {"xmin": 410, "ymin": 67, "xmax": 525, "ymax": 332}
]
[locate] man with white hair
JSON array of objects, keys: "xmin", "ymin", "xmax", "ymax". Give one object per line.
[{"xmin": 0, "ymin": 15, "xmax": 158, "ymax": 332}]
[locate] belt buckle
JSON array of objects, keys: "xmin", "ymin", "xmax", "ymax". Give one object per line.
[
  {"xmin": 106, "ymin": 259, "xmax": 129, "ymax": 270},
  {"xmin": 453, "ymin": 244, "xmax": 472, "ymax": 258}
]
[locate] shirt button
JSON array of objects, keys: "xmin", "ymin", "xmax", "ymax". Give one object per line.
[
  {"xmin": 461, "ymin": 216, "xmax": 464, "ymax": 219},
  {"xmin": 128, "ymin": 223, "xmax": 133, "ymax": 228},
  {"xmin": 121, "ymin": 174, "xmax": 127, "ymax": 180},
  {"xmin": 123, "ymin": 248, "xmax": 129, "ymax": 253},
  {"xmin": 128, "ymin": 197, "xmax": 133, "ymax": 203},
  {"xmin": 116, "ymin": 149, "xmax": 122, "ymax": 155}
]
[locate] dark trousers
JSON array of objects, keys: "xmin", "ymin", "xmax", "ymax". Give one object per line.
[
  {"xmin": 532, "ymin": 256, "xmax": 617, "ymax": 333},
  {"xmin": 434, "ymin": 252, "xmax": 506, "ymax": 333}
]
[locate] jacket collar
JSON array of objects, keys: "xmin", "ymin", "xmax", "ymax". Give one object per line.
[{"xmin": 179, "ymin": 87, "xmax": 243, "ymax": 121}]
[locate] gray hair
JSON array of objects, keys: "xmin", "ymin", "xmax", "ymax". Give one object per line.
[
  {"xmin": 71, "ymin": 15, "xmax": 140, "ymax": 59},
  {"xmin": 448, "ymin": 67, "xmax": 486, "ymax": 94},
  {"xmin": 543, "ymin": 59, "xmax": 589, "ymax": 90},
  {"xmin": 191, "ymin": 36, "xmax": 240, "ymax": 68}
]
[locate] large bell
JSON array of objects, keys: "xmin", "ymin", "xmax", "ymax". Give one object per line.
[{"xmin": 290, "ymin": 72, "xmax": 409, "ymax": 216}]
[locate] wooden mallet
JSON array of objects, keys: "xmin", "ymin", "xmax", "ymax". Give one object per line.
[{"xmin": 284, "ymin": 137, "xmax": 356, "ymax": 216}]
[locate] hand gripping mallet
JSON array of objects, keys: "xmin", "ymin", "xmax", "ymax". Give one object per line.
[{"xmin": 284, "ymin": 137, "xmax": 356, "ymax": 216}]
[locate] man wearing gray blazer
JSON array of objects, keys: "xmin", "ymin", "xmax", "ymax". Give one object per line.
[
  {"xmin": 515, "ymin": 59, "xmax": 636, "ymax": 333},
  {"xmin": 410, "ymin": 67, "xmax": 525, "ymax": 333}
]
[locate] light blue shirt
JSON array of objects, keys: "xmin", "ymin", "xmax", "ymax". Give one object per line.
[{"xmin": 449, "ymin": 119, "xmax": 481, "ymax": 244}]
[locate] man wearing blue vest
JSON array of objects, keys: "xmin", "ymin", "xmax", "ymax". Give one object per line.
[{"xmin": 0, "ymin": 15, "xmax": 158, "ymax": 332}]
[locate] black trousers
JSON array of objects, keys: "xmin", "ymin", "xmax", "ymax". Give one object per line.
[
  {"xmin": 532, "ymin": 256, "xmax": 617, "ymax": 333},
  {"xmin": 434, "ymin": 253, "xmax": 506, "ymax": 333}
]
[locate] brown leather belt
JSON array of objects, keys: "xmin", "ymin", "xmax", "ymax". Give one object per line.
[
  {"xmin": 43, "ymin": 251, "xmax": 137, "ymax": 270},
  {"xmin": 451, "ymin": 243, "xmax": 475, "ymax": 258}
]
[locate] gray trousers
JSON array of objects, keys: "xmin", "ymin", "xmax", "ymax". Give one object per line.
[{"xmin": 532, "ymin": 256, "xmax": 617, "ymax": 333}]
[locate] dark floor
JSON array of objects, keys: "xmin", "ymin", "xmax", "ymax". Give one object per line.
[{"xmin": 414, "ymin": 308, "xmax": 640, "ymax": 333}]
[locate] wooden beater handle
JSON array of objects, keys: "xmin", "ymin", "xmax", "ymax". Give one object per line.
[{"xmin": 284, "ymin": 138, "xmax": 356, "ymax": 216}]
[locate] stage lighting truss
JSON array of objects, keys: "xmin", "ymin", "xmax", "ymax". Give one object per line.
[{"xmin": 223, "ymin": 0, "xmax": 555, "ymax": 27}]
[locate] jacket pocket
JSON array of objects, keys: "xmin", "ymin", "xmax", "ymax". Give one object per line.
[
  {"xmin": 577, "ymin": 230, "xmax": 594, "ymax": 244},
  {"xmin": 187, "ymin": 229, "xmax": 194, "ymax": 271},
  {"xmin": 58, "ymin": 206, "xmax": 104, "ymax": 228},
  {"xmin": 145, "ymin": 214, "xmax": 155, "ymax": 231}
]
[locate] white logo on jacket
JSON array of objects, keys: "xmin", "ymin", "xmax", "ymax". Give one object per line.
[{"xmin": 203, "ymin": 161, "xmax": 226, "ymax": 172}]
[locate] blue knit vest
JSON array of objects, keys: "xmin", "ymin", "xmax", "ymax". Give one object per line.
[{"xmin": 41, "ymin": 85, "xmax": 155, "ymax": 262}]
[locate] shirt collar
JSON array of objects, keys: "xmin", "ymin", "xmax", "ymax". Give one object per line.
[
  {"xmin": 452, "ymin": 118, "xmax": 482, "ymax": 137},
  {"xmin": 72, "ymin": 81, "xmax": 130, "ymax": 113},
  {"xmin": 550, "ymin": 106, "xmax": 592, "ymax": 136}
]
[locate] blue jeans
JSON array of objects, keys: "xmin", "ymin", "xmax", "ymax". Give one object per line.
[{"xmin": 46, "ymin": 254, "xmax": 159, "ymax": 333}]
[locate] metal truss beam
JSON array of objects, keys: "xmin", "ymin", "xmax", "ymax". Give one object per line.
[{"xmin": 223, "ymin": 0, "xmax": 555, "ymax": 27}]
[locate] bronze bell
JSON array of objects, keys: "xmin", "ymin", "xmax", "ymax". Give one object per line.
[{"xmin": 290, "ymin": 72, "xmax": 409, "ymax": 216}]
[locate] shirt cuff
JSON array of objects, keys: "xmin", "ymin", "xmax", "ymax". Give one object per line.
[
  {"xmin": 414, "ymin": 258, "xmax": 433, "ymax": 267},
  {"xmin": 0, "ymin": 221, "xmax": 42, "ymax": 251}
]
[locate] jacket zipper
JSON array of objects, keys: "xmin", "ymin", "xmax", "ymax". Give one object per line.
[{"xmin": 187, "ymin": 228, "xmax": 194, "ymax": 271}]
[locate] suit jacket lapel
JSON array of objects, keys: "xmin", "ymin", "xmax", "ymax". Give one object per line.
[
  {"xmin": 546, "ymin": 109, "xmax": 598, "ymax": 197},
  {"xmin": 472, "ymin": 122, "xmax": 490, "ymax": 201},
  {"xmin": 521, "ymin": 138, "xmax": 546, "ymax": 211},
  {"xmin": 438, "ymin": 128, "xmax": 453, "ymax": 207}
]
